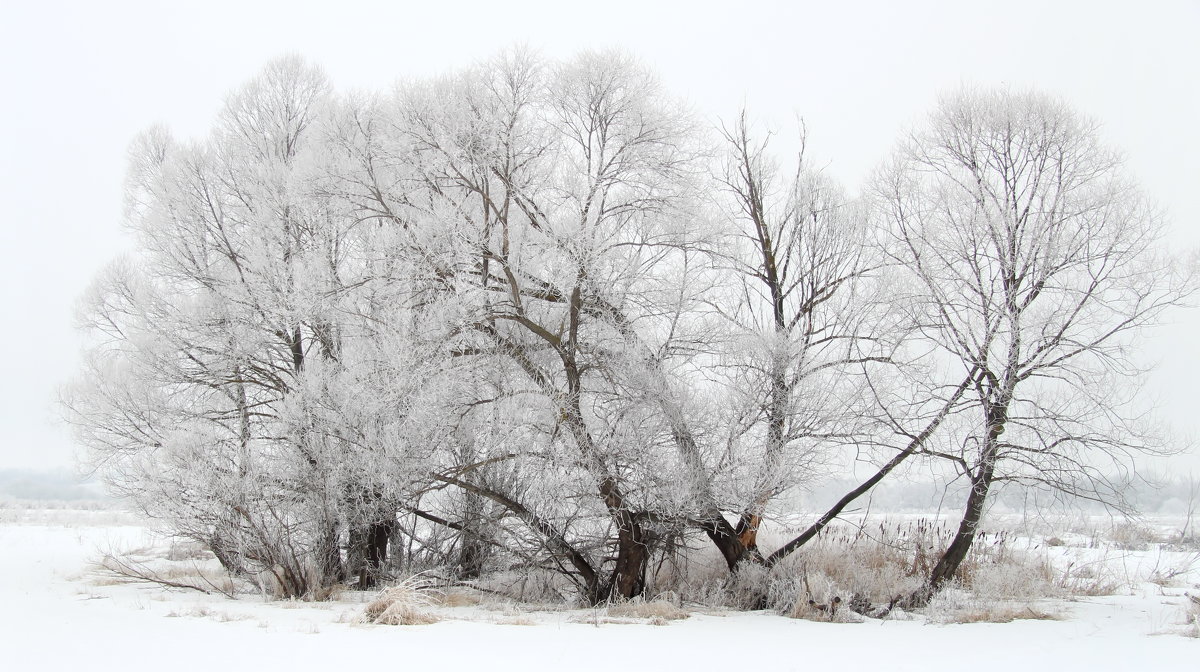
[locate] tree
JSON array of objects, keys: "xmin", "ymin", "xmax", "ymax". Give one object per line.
[
  {"xmin": 680, "ymin": 111, "xmax": 977, "ymax": 585},
  {"xmin": 342, "ymin": 49, "xmax": 721, "ymax": 603},
  {"xmin": 710, "ymin": 111, "xmax": 894, "ymax": 564},
  {"xmin": 63, "ymin": 57, "xmax": 438, "ymax": 596},
  {"xmin": 68, "ymin": 52, "xmax": 1192, "ymax": 612},
  {"xmin": 872, "ymin": 87, "xmax": 1191, "ymax": 605}
]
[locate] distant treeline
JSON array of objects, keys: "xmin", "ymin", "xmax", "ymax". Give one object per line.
[
  {"xmin": 0, "ymin": 469, "xmax": 108, "ymax": 502},
  {"xmin": 798, "ymin": 473, "xmax": 1199, "ymax": 517}
]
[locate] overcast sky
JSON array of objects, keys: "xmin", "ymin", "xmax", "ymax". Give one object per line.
[{"xmin": 2, "ymin": 0, "xmax": 1198, "ymax": 474}]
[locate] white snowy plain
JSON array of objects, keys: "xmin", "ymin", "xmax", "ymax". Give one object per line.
[{"xmin": 2, "ymin": 507, "xmax": 1195, "ymax": 672}]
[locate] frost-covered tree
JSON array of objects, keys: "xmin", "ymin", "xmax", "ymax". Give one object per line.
[
  {"xmin": 364, "ymin": 49, "xmax": 720, "ymax": 602},
  {"xmin": 705, "ymin": 112, "xmax": 895, "ymax": 566},
  {"xmin": 64, "ymin": 57, "xmax": 442, "ymax": 596},
  {"xmin": 65, "ymin": 53, "xmax": 1191, "ymax": 610},
  {"xmin": 872, "ymin": 87, "xmax": 1192, "ymax": 605}
]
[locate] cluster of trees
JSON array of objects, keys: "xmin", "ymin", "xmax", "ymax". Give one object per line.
[{"xmin": 63, "ymin": 51, "xmax": 1189, "ymax": 606}]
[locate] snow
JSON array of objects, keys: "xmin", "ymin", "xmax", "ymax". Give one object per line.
[{"xmin": 1, "ymin": 509, "xmax": 1195, "ymax": 672}]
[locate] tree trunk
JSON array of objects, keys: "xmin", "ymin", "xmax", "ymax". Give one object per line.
[
  {"xmin": 606, "ymin": 515, "xmax": 650, "ymax": 601},
  {"xmin": 733, "ymin": 512, "xmax": 767, "ymax": 564},
  {"xmin": 696, "ymin": 512, "xmax": 753, "ymax": 570},
  {"xmin": 907, "ymin": 469, "xmax": 994, "ymax": 607},
  {"xmin": 457, "ymin": 490, "xmax": 490, "ymax": 579},
  {"xmin": 908, "ymin": 402, "xmax": 1003, "ymax": 608},
  {"xmin": 313, "ymin": 522, "xmax": 344, "ymax": 592},
  {"xmin": 207, "ymin": 529, "xmax": 247, "ymax": 576},
  {"xmin": 349, "ymin": 518, "xmax": 395, "ymax": 589}
]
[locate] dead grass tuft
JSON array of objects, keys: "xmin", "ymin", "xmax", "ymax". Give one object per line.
[
  {"xmin": 606, "ymin": 598, "xmax": 689, "ymax": 621},
  {"xmin": 927, "ymin": 588, "xmax": 1061, "ymax": 624},
  {"xmin": 494, "ymin": 615, "xmax": 537, "ymax": 626},
  {"xmin": 1108, "ymin": 522, "xmax": 1161, "ymax": 551},
  {"xmin": 936, "ymin": 604, "xmax": 1061, "ymax": 624},
  {"xmin": 436, "ymin": 589, "xmax": 483, "ymax": 607},
  {"xmin": 359, "ymin": 576, "xmax": 440, "ymax": 626}
]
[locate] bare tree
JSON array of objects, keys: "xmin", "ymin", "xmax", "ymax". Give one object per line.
[
  {"xmin": 709, "ymin": 111, "xmax": 896, "ymax": 564},
  {"xmin": 872, "ymin": 87, "xmax": 1192, "ymax": 605}
]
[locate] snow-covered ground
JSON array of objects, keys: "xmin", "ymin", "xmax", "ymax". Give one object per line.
[{"xmin": 1, "ymin": 506, "xmax": 1195, "ymax": 671}]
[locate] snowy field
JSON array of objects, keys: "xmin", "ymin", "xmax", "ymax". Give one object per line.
[{"xmin": 2, "ymin": 505, "xmax": 1196, "ymax": 671}]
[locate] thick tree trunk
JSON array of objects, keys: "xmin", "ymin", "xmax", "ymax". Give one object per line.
[
  {"xmin": 208, "ymin": 529, "xmax": 247, "ymax": 576},
  {"xmin": 606, "ymin": 515, "xmax": 650, "ymax": 601},
  {"xmin": 592, "ymin": 470, "xmax": 651, "ymax": 602},
  {"xmin": 929, "ymin": 473, "xmax": 992, "ymax": 589},
  {"xmin": 696, "ymin": 512, "xmax": 754, "ymax": 570}
]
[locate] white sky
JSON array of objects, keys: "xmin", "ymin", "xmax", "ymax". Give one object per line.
[{"xmin": 1, "ymin": 0, "xmax": 1198, "ymax": 473}]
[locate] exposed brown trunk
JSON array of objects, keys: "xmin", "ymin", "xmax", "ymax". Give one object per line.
[
  {"xmin": 696, "ymin": 512, "xmax": 755, "ymax": 570},
  {"xmin": 607, "ymin": 517, "xmax": 650, "ymax": 600},
  {"xmin": 733, "ymin": 512, "xmax": 768, "ymax": 564},
  {"xmin": 908, "ymin": 401, "xmax": 1004, "ymax": 608},
  {"xmin": 907, "ymin": 468, "xmax": 994, "ymax": 608}
]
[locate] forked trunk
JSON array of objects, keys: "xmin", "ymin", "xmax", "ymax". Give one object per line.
[{"xmin": 733, "ymin": 511, "xmax": 767, "ymax": 564}]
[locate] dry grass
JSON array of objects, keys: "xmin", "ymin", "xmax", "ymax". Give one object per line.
[
  {"xmin": 1054, "ymin": 557, "xmax": 1123, "ymax": 597},
  {"xmin": 436, "ymin": 589, "xmax": 483, "ymax": 607},
  {"xmin": 933, "ymin": 603, "xmax": 1061, "ymax": 624},
  {"xmin": 788, "ymin": 596, "xmax": 863, "ymax": 623},
  {"xmin": 607, "ymin": 598, "xmax": 690, "ymax": 621},
  {"xmin": 655, "ymin": 516, "xmax": 1139, "ymax": 623},
  {"xmin": 494, "ymin": 614, "xmax": 537, "ymax": 625},
  {"xmin": 358, "ymin": 576, "xmax": 440, "ymax": 626},
  {"xmin": 562, "ymin": 598, "xmax": 690, "ymax": 626},
  {"xmin": 1108, "ymin": 522, "xmax": 1161, "ymax": 551},
  {"xmin": 926, "ymin": 587, "xmax": 1062, "ymax": 624},
  {"xmin": 764, "ymin": 519, "xmax": 1055, "ymax": 616}
]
